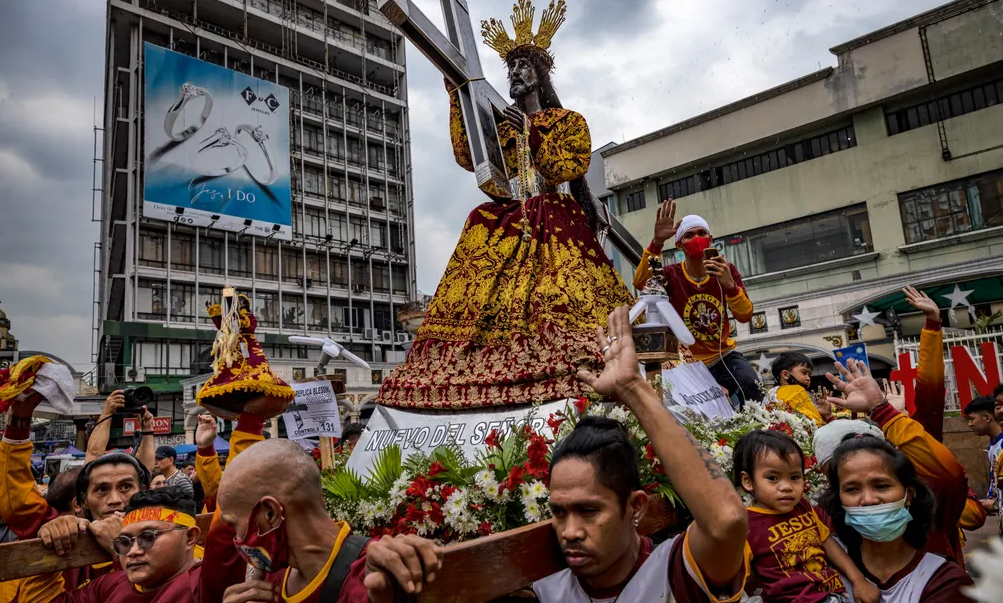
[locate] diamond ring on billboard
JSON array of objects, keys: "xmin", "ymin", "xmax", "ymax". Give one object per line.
[
  {"xmin": 163, "ymin": 82, "xmax": 213, "ymax": 142},
  {"xmin": 194, "ymin": 127, "xmax": 248, "ymax": 176},
  {"xmin": 235, "ymin": 124, "xmax": 278, "ymax": 186}
]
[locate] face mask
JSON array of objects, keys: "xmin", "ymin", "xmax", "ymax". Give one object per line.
[
  {"xmin": 233, "ymin": 500, "xmax": 289, "ymax": 573},
  {"xmin": 680, "ymin": 236, "xmax": 711, "ymax": 258},
  {"xmin": 843, "ymin": 495, "xmax": 912, "ymax": 542}
]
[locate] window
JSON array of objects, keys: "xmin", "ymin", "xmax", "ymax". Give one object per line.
[
  {"xmin": 374, "ymin": 304, "xmax": 393, "ymax": 332},
  {"xmin": 170, "ymin": 283, "xmax": 196, "ymax": 323},
  {"xmin": 370, "ymin": 222, "xmax": 386, "ymax": 249},
  {"xmin": 256, "ymin": 245, "xmax": 278, "ymax": 281},
  {"xmin": 282, "ymin": 296, "xmax": 305, "ymax": 328},
  {"xmin": 302, "ymin": 167, "xmax": 324, "ymax": 196},
  {"xmin": 308, "ymin": 297, "xmax": 329, "ymax": 330},
  {"xmin": 350, "ymin": 216, "xmax": 366, "ymax": 244},
  {"xmin": 199, "ymin": 238, "xmax": 225, "ymax": 275},
  {"xmin": 390, "ymin": 223, "xmax": 406, "ymax": 254},
  {"xmin": 712, "ymin": 204, "xmax": 872, "ymax": 277},
  {"xmin": 622, "ymin": 191, "xmax": 646, "ymax": 213},
  {"xmin": 886, "ymin": 76, "xmax": 1003, "ymax": 135},
  {"xmin": 392, "ymin": 268, "xmax": 407, "ymax": 295},
  {"xmin": 898, "ymin": 168, "xmax": 1003, "ymax": 244},
  {"xmin": 137, "ymin": 280, "xmax": 165, "ymax": 320},
  {"xmin": 330, "ymin": 213, "xmax": 347, "ymax": 242},
  {"xmin": 197, "ymin": 286, "xmax": 223, "ymax": 324},
  {"xmin": 327, "ymin": 135, "xmax": 345, "ymax": 161},
  {"xmin": 368, "ymin": 145, "xmax": 384, "ymax": 170},
  {"xmin": 255, "ymin": 291, "xmax": 279, "ymax": 328},
  {"xmin": 373, "ymin": 263, "xmax": 390, "ymax": 293},
  {"xmin": 331, "ymin": 257, "xmax": 349, "ymax": 287},
  {"xmin": 329, "ymin": 175, "xmax": 347, "ymax": 200},
  {"xmin": 305, "ymin": 207, "xmax": 326, "ymax": 239},
  {"xmin": 226, "ymin": 241, "xmax": 250, "ymax": 278},
  {"xmin": 139, "ymin": 232, "xmax": 166, "ymax": 267},
  {"xmin": 347, "ymin": 179, "xmax": 365, "ymax": 206},
  {"xmin": 171, "ymin": 235, "xmax": 194, "ymax": 271},
  {"xmin": 352, "ymin": 262, "xmax": 371, "ymax": 292},
  {"xmin": 282, "ymin": 250, "xmax": 304, "ymax": 284},
  {"xmin": 306, "ymin": 252, "xmax": 327, "ymax": 283}
]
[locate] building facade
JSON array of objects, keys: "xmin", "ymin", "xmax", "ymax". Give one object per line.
[
  {"xmin": 95, "ymin": 0, "xmax": 416, "ymax": 444},
  {"xmin": 604, "ymin": 0, "xmax": 1003, "ymax": 385}
]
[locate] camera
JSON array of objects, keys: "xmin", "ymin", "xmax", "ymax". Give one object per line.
[{"xmin": 122, "ymin": 386, "xmax": 154, "ymax": 412}]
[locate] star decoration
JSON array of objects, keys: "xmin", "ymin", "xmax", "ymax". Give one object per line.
[
  {"xmin": 941, "ymin": 285, "xmax": 974, "ymax": 312},
  {"xmin": 753, "ymin": 353, "xmax": 773, "ymax": 378},
  {"xmin": 853, "ymin": 306, "xmax": 881, "ymax": 328}
]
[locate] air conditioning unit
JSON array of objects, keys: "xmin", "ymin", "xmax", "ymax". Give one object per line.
[
  {"xmin": 370, "ymin": 196, "xmax": 385, "ymax": 211},
  {"xmin": 134, "ymin": 368, "xmax": 147, "ymax": 383},
  {"xmin": 395, "ymin": 332, "xmax": 409, "ymax": 343},
  {"xmin": 381, "ymin": 330, "xmax": 392, "ymax": 342},
  {"xmin": 363, "ymin": 328, "xmax": 375, "ymax": 340}
]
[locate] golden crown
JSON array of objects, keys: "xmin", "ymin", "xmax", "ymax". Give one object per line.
[{"xmin": 481, "ymin": 0, "xmax": 567, "ymax": 69}]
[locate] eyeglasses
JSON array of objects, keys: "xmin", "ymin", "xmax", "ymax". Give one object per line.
[{"xmin": 112, "ymin": 527, "xmax": 188, "ymax": 555}]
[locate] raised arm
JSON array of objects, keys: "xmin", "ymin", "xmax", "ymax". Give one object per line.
[
  {"xmin": 1, "ymin": 394, "xmax": 58, "ymax": 538},
  {"xmin": 903, "ymin": 286, "xmax": 946, "ymax": 440},
  {"xmin": 194, "ymin": 414, "xmax": 221, "ymax": 508},
  {"xmin": 632, "ymin": 200, "xmax": 680, "ymax": 290},
  {"xmin": 578, "ymin": 306, "xmax": 748, "ymax": 592},
  {"xmin": 84, "ymin": 392, "xmax": 124, "ymax": 463},
  {"xmin": 135, "ymin": 406, "xmax": 156, "ymax": 473}
]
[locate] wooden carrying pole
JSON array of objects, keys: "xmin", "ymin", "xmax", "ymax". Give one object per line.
[{"xmin": 0, "ymin": 501, "xmax": 683, "ymax": 600}]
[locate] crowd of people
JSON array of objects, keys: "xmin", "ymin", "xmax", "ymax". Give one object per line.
[{"xmin": 0, "ymin": 207, "xmax": 1000, "ymax": 602}]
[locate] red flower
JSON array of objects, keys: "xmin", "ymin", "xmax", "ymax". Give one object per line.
[
  {"xmin": 428, "ymin": 462, "xmax": 447, "ymax": 477},
  {"xmin": 717, "ymin": 438, "xmax": 728, "ymax": 447},
  {"xmin": 804, "ymin": 455, "xmax": 817, "ymax": 471},
  {"xmin": 547, "ymin": 413, "xmax": 565, "ymax": 433},
  {"xmin": 770, "ymin": 422, "xmax": 794, "ymax": 437},
  {"xmin": 485, "ymin": 429, "xmax": 501, "ymax": 449},
  {"xmin": 440, "ymin": 485, "xmax": 458, "ymax": 501},
  {"xmin": 311, "ymin": 447, "xmax": 322, "ymax": 461},
  {"xmin": 478, "ymin": 521, "xmax": 493, "ymax": 536},
  {"xmin": 573, "ymin": 396, "xmax": 590, "ymax": 415},
  {"xmin": 406, "ymin": 476, "xmax": 434, "ymax": 500},
  {"xmin": 428, "ymin": 502, "xmax": 445, "ymax": 526},
  {"xmin": 488, "ymin": 463, "xmax": 496, "ymax": 470},
  {"xmin": 505, "ymin": 465, "xmax": 526, "ymax": 491},
  {"xmin": 643, "ymin": 483, "xmax": 659, "ymax": 493},
  {"xmin": 644, "ymin": 444, "xmax": 657, "ymax": 462},
  {"xmin": 404, "ymin": 503, "xmax": 426, "ymax": 525}
]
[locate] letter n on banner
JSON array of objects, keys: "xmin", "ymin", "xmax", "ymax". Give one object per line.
[{"xmin": 950, "ymin": 342, "xmax": 1002, "ymax": 411}]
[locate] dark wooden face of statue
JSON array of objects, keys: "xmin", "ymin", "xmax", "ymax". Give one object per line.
[{"xmin": 508, "ymin": 56, "xmax": 540, "ymax": 101}]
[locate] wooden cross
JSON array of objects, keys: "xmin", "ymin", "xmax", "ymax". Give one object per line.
[{"xmin": 378, "ymin": 0, "xmax": 644, "ymax": 266}]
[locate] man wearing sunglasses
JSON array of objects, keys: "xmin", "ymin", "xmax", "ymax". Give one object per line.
[{"xmin": 18, "ymin": 486, "xmax": 245, "ymax": 603}]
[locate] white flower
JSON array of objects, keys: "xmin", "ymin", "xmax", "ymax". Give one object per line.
[
  {"xmin": 608, "ymin": 406, "xmax": 630, "ymax": 424},
  {"xmin": 475, "ymin": 470, "xmax": 494, "ymax": 485},
  {"xmin": 527, "ymin": 480, "xmax": 548, "ymax": 499},
  {"xmin": 523, "ymin": 499, "xmax": 542, "ymax": 523}
]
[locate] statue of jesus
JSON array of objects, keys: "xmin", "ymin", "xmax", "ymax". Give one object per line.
[{"xmin": 376, "ymin": 0, "xmax": 633, "ymax": 409}]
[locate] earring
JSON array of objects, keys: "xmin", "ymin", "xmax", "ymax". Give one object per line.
[{"xmin": 632, "ymin": 517, "xmax": 639, "ymax": 527}]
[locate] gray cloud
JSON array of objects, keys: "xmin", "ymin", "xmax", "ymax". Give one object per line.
[{"xmin": 1, "ymin": 0, "xmax": 948, "ymax": 372}]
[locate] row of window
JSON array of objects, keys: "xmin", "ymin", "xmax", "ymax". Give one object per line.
[
  {"xmin": 622, "ymin": 125, "xmax": 858, "ymax": 214},
  {"xmin": 138, "ymin": 235, "xmax": 408, "ymax": 289},
  {"xmin": 292, "ymin": 168, "xmax": 404, "ymax": 212},
  {"xmin": 136, "ymin": 280, "xmax": 403, "ymax": 331},
  {"xmin": 293, "ymin": 125, "xmax": 401, "ymax": 175},
  {"xmin": 886, "ymin": 76, "xmax": 1003, "ymax": 135},
  {"xmin": 294, "ymin": 91, "xmax": 402, "ymax": 139},
  {"xmin": 899, "ymin": 167, "xmax": 1003, "ymax": 244}
]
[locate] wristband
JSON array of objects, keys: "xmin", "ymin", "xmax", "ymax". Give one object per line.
[
  {"xmin": 140, "ymin": 430, "xmax": 155, "ymax": 436},
  {"xmin": 868, "ymin": 399, "xmax": 889, "ymax": 416}
]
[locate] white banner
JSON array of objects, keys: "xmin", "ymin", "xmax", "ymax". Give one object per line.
[
  {"xmin": 282, "ymin": 380, "xmax": 341, "ymax": 440},
  {"xmin": 347, "ymin": 400, "xmax": 570, "ymax": 476},
  {"xmin": 662, "ymin": 363, "xmax": 736, "ymax": 421}
]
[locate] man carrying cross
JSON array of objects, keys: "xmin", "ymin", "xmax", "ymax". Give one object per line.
[{"xmin": 377, "ymin": 0, "xmax": 635, "ymax": 410}]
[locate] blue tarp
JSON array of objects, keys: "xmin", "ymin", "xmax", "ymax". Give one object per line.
[
  {"xmin": 64, "ymin": 446, "xmax": 86, "ymax": 457},
  {"xmin": 214, "ymin": 436, "xmax": 230, "ymax": 452},
  {"xmin": 173, "ymin": 444, "xmax": 198, "ymax": 455}
]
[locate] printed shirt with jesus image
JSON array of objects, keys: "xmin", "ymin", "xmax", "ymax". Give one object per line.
[{"xmin": 745, "ymin": 499, "xmax": 845, "ymax": 603}]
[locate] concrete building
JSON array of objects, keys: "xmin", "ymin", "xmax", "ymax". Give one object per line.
[
  {"xmin": 0, "ymin": 301, "xmax": 18, "ymax": 356},
  {"xmin": 94, "ymin": 0, "xmax": 417, "ymax": 446},
  {"xmin": 603, "ymin": 0, "xmax": 1003, "ymax": 383}
]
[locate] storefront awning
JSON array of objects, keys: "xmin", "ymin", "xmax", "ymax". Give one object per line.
[{"xmin": 839, "ymin": 275, "xmax": 1003, "ymax": 315}]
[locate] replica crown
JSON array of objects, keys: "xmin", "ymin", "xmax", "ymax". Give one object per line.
[{"xmin": 481, "ymin": 0, "xmax": 567, "ymax": 70}]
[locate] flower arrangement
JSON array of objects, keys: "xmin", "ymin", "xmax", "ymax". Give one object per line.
[{"xmin": 323, "ymin": 396, "xmax": 823, "ymax": 544}]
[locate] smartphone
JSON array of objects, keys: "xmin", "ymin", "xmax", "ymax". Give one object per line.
[{"xmin": 704, "ymin": 248, "xmax": 720, "ymax": 260}]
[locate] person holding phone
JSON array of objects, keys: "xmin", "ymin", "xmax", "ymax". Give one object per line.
[{"xmin": 633, "ymin": 199, "xmax": 762, "ymax": 406}]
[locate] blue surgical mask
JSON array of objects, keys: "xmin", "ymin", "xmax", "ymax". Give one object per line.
[{"xmin": 843, "ymin": 496, "xmax": 912, "ymax": 542}]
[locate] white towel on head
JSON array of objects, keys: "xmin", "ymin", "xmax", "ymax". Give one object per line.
[
  {"xmin": 675, "ymin": 215, "xmax": 711, "ymax": 243},
  {"xmin": 812, "ymin": 419, "xmax": 885, "ymax": 466},
  {"xmin": 29, "ymin": 363, "xmax": 76, "ymax": 415}
]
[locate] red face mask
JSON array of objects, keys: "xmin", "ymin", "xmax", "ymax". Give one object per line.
[
  {"xmin": 233, "ymin": 500, "xmax": 289, "ymax": 574},
  {"xmin": 680, "ymin": 235, "xmax": 712, "ymax": 258}
]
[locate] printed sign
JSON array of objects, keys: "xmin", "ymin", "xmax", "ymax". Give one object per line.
[
  {"xmin": 662, "ymin": 362, "xmax": 735, "ymax": 421},
  {"xmin": 155, "ymin": 434, "xmax": 187, "ymax": 447},
  {"xmin": 123, "ymin": 416, "xmax": 173, "ymax": 436},
  {"xmin": 282, "ymin": 380, "xmax": 341, "ymax": 440},
  {"xmin": 143, "ymin": 43, "xmax": 291, "ymax": 239},
  {"xmin": 347, "ymin": 400, "xmax": 569, "ymax": 476}
]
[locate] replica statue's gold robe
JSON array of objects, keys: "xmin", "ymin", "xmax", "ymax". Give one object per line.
[{"xmin": 375, "ymin": 91, "xmax": 632, "ymax": 409}]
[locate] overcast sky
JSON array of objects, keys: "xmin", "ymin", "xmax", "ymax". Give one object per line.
[{"xmin": 0, "ymin": 0, "xmax": 948, "ymax": 372}]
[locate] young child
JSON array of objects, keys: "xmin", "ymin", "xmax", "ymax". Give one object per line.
[
  {"xmin": 734, "ymin": 430, "xmax": 879, "ymax": 603},
  {"xmin": 768, "ymin": 352, "xmax": 824, "ymax": 426}
]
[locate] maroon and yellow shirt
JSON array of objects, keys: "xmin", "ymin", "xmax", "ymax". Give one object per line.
[{"xmin": 745, "ymin": 500, "xmax": 844, "ymax": 603}]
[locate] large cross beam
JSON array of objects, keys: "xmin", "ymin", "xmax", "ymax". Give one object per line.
[{"xmin": 379, "ymin": 0, "xmax": 645, "ymax": 267}]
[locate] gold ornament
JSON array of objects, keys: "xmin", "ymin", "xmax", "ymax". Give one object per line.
[
  {"xmin": 515, "ymin": 113, "xmax": 535, "ymax": 242},
  {"xmin": 481, "ymin": 0, "xmax": 567, "ymax": 69}
]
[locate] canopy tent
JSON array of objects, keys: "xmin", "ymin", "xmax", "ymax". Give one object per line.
[
  {"xmin": 62, "ymin": 446, "xmax": 85, "ymax": 457},
  {"xmin": 173, "ymin": 444, "xmax": 198, "ymax": 455},
  {"xmin": 840, "ymin": 275, "xmax": 1003, "ymax": 317},
  {"xmin": 213, "ymin": 436, "xmax": 230, "ymax": 452}
]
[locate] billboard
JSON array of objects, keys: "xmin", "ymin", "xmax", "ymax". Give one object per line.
[{"xmin": 143, "ymin": 43, "xmax": 291, "ymax": 239}]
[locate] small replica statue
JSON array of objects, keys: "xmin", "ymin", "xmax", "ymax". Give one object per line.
[
  {"xmin": 376, "ymin": 0, "xmax": 633, "ymax": 409},
  {"xmin": 196, "ymin": 288, "xmax": 294, "ymax": 418}
]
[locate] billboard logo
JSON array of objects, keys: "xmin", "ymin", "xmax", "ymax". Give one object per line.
[{"xmin": 241, "ymin": 87, "xmax": 280, "ymax": 113}]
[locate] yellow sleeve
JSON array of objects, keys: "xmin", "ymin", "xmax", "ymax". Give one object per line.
[
  {"xmin": 777, "ymin": 386, "xmax": 824, "ymax": 427},
  {"xmin": 530, "ymin": 110, "xmax": 591, "ymax": 183},
  {"xmin": 447, "ymin": 87, "xmax": 474, "ymax": 173},
  {"xmin": 0, "ymin": 439, "xmax": 53, "ymax": 538},
  {"xmin": 633, "ymin": 248, "xmax": 659, "ymax": 290},
  {"xmin": 959, "ymin": 496, "xmax": 987, "ymax": 531},
  {"xmin": 812, "ymin": 507, "xmax": 831, "ymax": 541},
  {"xmin": 682, "ymin": 528, "xmax": 749, "ymax": 603},
  {"xmin": 17, "ymin": 570, "xmax": 65, "ymax": 603},
  {"xmin": 195, "ymin": 451, "xmax": 222, "ymax": 503},
  {"xmin": 726, "ymin": 289, "xmax": 754, "ymax": 323},
  {"xmin": 225, "ymin": 423, "xmax": 266, "ymax": 468}
]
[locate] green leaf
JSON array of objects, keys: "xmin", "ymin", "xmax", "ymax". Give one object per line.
[
  {"xmin": 364, "ymin": 445, "xmax": 404, "ymax": 497},
  {"xmin": 322, "ymin": 467, "xmax": 367, "ymax": 501}
]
